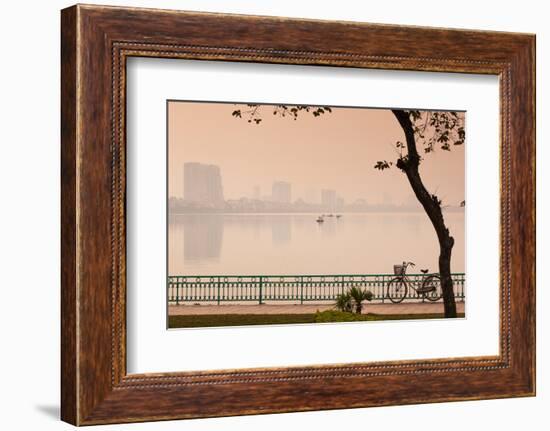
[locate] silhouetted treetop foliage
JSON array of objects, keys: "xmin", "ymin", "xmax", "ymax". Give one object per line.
[
  {"xmin": 231, "ymin": 103, "xmax": 332, "ymax": 124},
  {"xmin": 374, "ymin": 110, "xmax": 465, "ymax": 171},
  {"xmin": 231, "ymin": 105, "xmax": 463, "ymax": 157},
  {"xmin": 231, "ymin": 104, "xmax": 464, "ymax": 173}
]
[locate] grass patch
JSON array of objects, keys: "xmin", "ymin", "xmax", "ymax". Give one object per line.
[
  {"xmin": 366, "ymin": 312, "xmax": 465, "ymax": 321},
  {"xmin": 315, "ymin": 309, "xmax": 465, "ymax": 323},
  {"xmin": 168, "ymin": 311, "xmax": 465, "ymax": 328},
  {"xmin": 169, "ymin": 313, "xmax": 315, "ymax": 328}
]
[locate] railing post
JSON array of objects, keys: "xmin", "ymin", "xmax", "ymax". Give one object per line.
[
  {"xmin": 217, "ymin": 276, "xmax": 221, "ymax": 305},
  {"xmin": 176, "ymin": 277, "xmax": 179, "ymax": 305},
  {"xmin": 259, "ymin": 276, "xmax": 263, "ymax": 305},
  {"xmin": 300, "ymin": 276, "xmax": 304, "ymax": 304}
]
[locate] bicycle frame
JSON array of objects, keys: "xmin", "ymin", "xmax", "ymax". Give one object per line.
[
  {"xmin": 401, "ymin": 274, "xmax": 429, "ymax": 293},
  {"xmin": 395, "ymin": 261, "xmax": 439, "ymax": 295},
  {"xmin": 397, "ymin": 262, "xmax": 426, "ymax": 291},
  {"xmin": 387, "ymin": 261, "xmax": 443, "ymax": 304}
]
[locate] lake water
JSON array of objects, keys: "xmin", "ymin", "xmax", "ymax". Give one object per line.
[{"xmin": 168, "ymin": 212, "xmax": 465, "ymax": 276}]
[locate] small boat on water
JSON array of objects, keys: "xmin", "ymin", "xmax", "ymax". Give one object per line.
[
  {"xmin": 327, "ymin": 214, "xmax": 334, "ymax": 217},
  {"xmin": 336, "ymin": 214, "xmax": 342, "ymax": 219},
  {"xmin": 316, "ymin": 216, "xmax": 325, "ymax": 223}
]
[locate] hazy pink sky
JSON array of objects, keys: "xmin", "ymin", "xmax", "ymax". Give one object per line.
[{"xmin": 168, "ymin": 101, "xmax": 465, "ymax": 206}]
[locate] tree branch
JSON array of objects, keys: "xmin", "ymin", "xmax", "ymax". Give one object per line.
[{"xmin": 392, "ymin": 109, "xmax": 420, "ymax": 168}]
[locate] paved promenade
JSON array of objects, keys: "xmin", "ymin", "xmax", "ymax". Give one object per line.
[{"xmin": 168, "ymin": 302, "xmax": 465, "ymax": 316}]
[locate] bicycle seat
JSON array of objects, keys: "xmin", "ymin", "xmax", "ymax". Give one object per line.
[{"xmin": 420, "ymin": 269, "xmax": 429, "ymax": 274}]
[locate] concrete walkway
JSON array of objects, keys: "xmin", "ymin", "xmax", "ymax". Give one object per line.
[{"xmin": 168, "ymin": 302, "xmax": 465, "ymax": 316}]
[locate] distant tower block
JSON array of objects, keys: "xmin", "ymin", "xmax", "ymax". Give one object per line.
[
  {"xmin": 253, "ymin": 185, "xmax": 261, "ymax": 200},
  {"xmin": 183, "ymin": 162, "xmax": 224, "ymax": 207},
  {"xmin": 272, "ymin": 181, "xmax": 291, "ymax": 204},
  {"xmin": 305, "ymin": 188, "xmax": 319, "ymax": 204},
  {"xmin": 321, "ymin": 189, "xmax": 337, "ymax": 211}
]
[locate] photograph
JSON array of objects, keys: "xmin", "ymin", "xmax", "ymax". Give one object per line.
[
  {"xmin": 0, "ymin": 0, "xmax": 540, "ymax": 428},
  {"xmin": 167, "ymin": 101, "xmax": 466, "ymax": 328}
]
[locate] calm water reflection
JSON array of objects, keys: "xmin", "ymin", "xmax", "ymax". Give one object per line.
[{"xmin": 168, "ymin": 212, "xmax": 465, "ymax": 276}]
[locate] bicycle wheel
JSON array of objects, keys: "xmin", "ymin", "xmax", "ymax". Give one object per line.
[
  {"xmin": 387, "ymin": 277, "xmax": 407, "ymax": 303},
  {"xmin": 422, "ymin": 275, "xmax": 443, "ymax": 302}
]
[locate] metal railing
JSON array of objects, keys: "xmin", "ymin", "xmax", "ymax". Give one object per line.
[{"xmin": 167, "ymin": 273, "xmax": 465, "ymax": 305}]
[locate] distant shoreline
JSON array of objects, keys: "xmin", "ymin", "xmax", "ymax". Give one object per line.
[{"xmin": 169, "ymin": 208, "xmax": 465, "ymax": 215}]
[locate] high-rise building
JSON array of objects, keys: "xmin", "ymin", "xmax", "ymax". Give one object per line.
[
  {"xmin": 321, "ymin": 189, "xmax": 337, "ymax": 210},
  {"xmin": 305, "ymin": 188, "xmax": 319, "ymax": 205},
  {"xmin": 253, "ymin": 185, "xmax": 261, "ymax": 201},
  {"xmin": 272, "ymin": 181, "xmax": 291, "ymax": 204},
  {"xmin": 183, "ymin": 162, "xmax": 224, "ymax": 207}
]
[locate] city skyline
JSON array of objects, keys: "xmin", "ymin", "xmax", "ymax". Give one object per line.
[
  {"xmin": 168, "ymin": 101, "xmax": 465, "ymax": 207},
  {"xmin": 174, "ymin": 162, "xmax": 415, "ymax": 206},
  {"xmin": 178, "ymin": 162, "xmax": 355, "ymax": 205},
  {"xmin": 174, "ymin": 161, "xmax": 461, "ymax": 214},
  {"xmin": 180, "ymin": 161, "xmax": 351, "ymax": 206}
]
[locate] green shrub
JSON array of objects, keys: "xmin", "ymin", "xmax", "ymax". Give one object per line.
[
  {"xmin": 348, "ymin": 287, "xmax": 374, "ymax": 314},
  {"xmin": 334, "ymin": 287, "xmax": 374, "ymax": 314},
  {"xmin": 334, "ymin": 292, "xmax": 353, "ymax": 313}
]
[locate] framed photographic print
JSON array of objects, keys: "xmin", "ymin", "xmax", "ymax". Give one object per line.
[
  {"xmin": 165, "ymin": 100, "xmax": 467, "ymax": 330},
  {"xmin": 61, "ymin": 4, "xmax": 535, "ymax": 425}
]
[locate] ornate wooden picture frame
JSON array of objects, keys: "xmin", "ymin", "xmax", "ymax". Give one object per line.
[{"xmin": 61, "ymin": 4, "xmax": 535, "ymax": 425}]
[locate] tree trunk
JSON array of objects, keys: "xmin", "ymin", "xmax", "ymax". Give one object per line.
[{"xmin": 392, "ymin": 110, "xmax": 457, "ymax": 318}]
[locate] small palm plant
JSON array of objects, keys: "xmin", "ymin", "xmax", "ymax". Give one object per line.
[
  {"xmin": 335, "ymin": 287, "xmax": 373, "ymax": 314},
  {"xmin": 335, "ymin": 292, "xmax": 353, "ymax": 313},
  {"xmin": 349, "ymin": 287, "xmax": 374, "ymax": 314}
]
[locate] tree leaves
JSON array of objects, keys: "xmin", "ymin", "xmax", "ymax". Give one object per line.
[
  {"xmin": 374, "ymin": 160, "xmax": 393, "ymax": 170},
  {"xmin": 230, "ymin": 106, "xmax": 464, "ymax": 175},
  {"xmin": 230, "ymin": 103, "xmax": 333, "ymax": 124},
  {"xmin": 407, "ymin": 110, "xmax": 465, "ymax": 154},
  {"xmin": 409, "ymin": 110, "xmax": 422, "ymax": 121}
]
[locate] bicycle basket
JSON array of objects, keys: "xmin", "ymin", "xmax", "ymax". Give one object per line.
[{"xmin": 393, "ymin": 265, "xmax": 405, "ymax": 275}]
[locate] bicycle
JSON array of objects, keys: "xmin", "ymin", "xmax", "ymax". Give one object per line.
[{"xmin": 386, "ymin": 261, "xmax": 443, "ymax": 303}]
